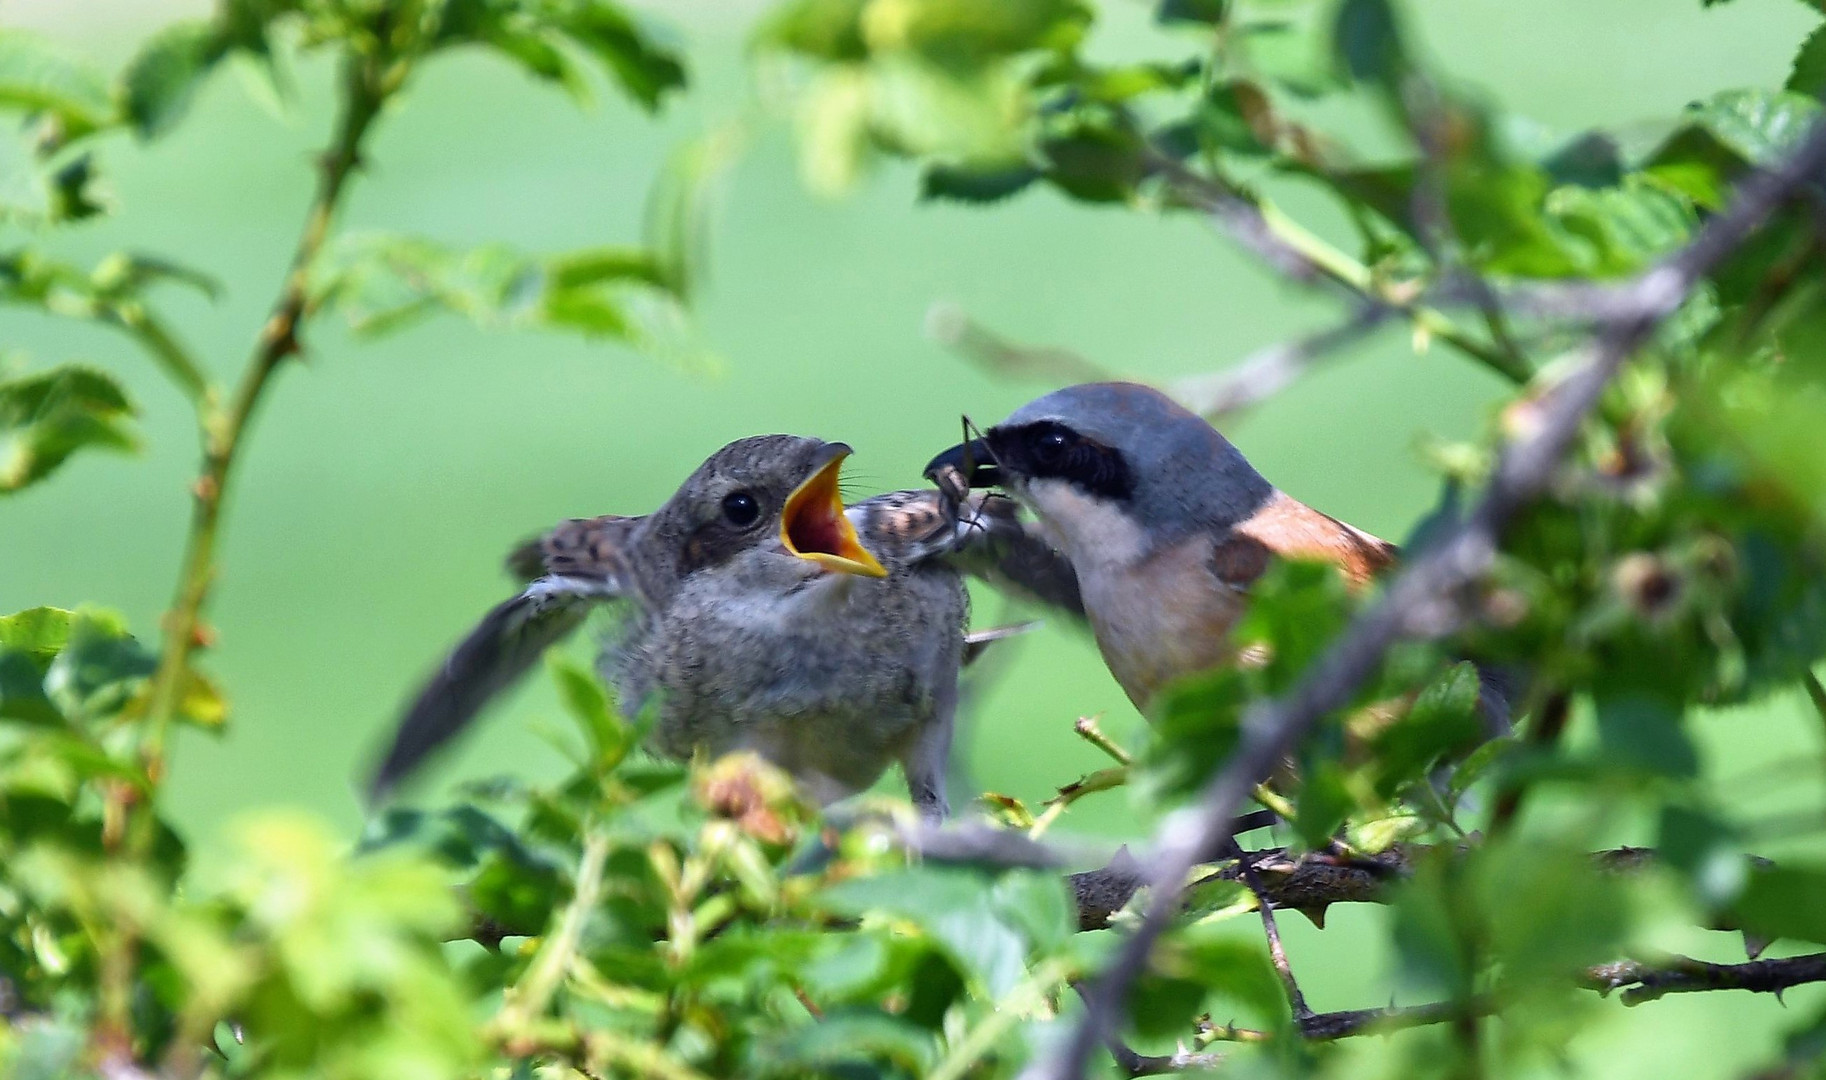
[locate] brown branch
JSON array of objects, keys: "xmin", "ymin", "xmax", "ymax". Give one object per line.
[
  {"xmin": 1230, "ymin": 841, "xmax": 1310, "ymax": 1017},
  {"xmin": 1586, "ymin": 952, "xmax": 1826, "ymax": 1006},
  {"xmin": 1031, "ymin": 118, "xmax": 1826, "ymax": 1080}
]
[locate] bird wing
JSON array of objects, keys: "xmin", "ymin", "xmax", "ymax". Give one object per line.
[
  {"xmin": 1228, "ymin": 491, "xmax": 1398, "ymax": 587},
  {"xmin": 845, "ymin": 489, "xmax": 1085, "ymax": 618},
  {"xmin": 367, "ymin": 516, "xmax": 639, "ymax": 803}
]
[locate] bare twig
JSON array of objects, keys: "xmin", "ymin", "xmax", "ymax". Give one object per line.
[
  {"xmin": 496, "ymin": 829, "xmax": 611, "ymax": 1040},
  {"xmin": 1231, "ymin": 842, "xmax": 1310, "ymax": 1017},
  {"xmin": 925, "ymin": 302, "xmax": 1116, "ymax": 386},
  {"xmin": 1171, "ymin": 305, "xmax": 1394, "ymax": 421},
  {"xmin": 1030, "ymin": 118, "xmax": 1826, "ymax": 1080},
  {"xmin": 1194, "ymin": 997, "xmax": 1493, "ymax": 1044},
  {"xmin": 1586, "ymin": 952, "xmax": 1826, "ymax": 1006},
  {"xmin": 1075, "ymin": 716, "xmax": 1134, "ymax": 766}
]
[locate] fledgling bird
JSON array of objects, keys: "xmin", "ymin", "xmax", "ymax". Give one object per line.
[
  {"xmin": 926, "ymin": 382, "xmax": 1402, "ymax": 714},
  {"xmin": 370, "ymin": 435, "xmax": 1015, "ymax": 820}
]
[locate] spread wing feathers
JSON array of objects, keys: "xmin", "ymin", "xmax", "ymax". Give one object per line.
[
  {"xmin": 369, "ymin": 518, "xmax": 637, "ymax": 804},
  {"xmin": 508, "ymin": 514, "xmax": 641, "ymax": 582},
  {"xmin": 848, "ymin": 489, "xmax": 1085, "ymax": 618}
]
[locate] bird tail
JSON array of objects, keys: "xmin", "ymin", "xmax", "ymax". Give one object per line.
[{"xmin": 365, "ymin": 579, "xmax": 596, "ymax": 804}]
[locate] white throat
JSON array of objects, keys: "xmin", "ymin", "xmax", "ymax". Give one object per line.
[{"xmin": 1018, "ymin": 478, "xmax": 1150, "ymax": 571}]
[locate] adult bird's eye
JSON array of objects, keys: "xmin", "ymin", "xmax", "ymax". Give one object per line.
[
  {"xmin": 722, "ymin": 491, "xmax": 761, "ymax": 527},
  {"xmin": 1032, "ymin": 428, "xmax": 1072, "ymax": 466}
]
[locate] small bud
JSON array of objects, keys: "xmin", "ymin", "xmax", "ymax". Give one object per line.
[
  {"xmin": 1613, "ymin": 552, "xmax": 1680, "ymax": 619},
  {"xmin": 693, "ymin": 751, "xmax": 807, "ymax": 847}
]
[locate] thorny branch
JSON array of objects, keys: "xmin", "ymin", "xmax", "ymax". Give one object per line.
[
  {"xmin": 1029, "ymin": 118, "xmax": 1826, "ymax": 1080},
  {"xmin": 1588, "ymin": 953, "xmax": 1826, "ymax": 1006}
]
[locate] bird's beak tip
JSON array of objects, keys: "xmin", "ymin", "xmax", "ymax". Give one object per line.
[{"xmin": 924, "ymin": 439, "xmax": 1001, "ymax": 488}]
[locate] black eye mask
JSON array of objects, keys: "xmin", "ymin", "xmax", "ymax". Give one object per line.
[{"xmin": 991, "ymin": 421, "xmax": 1136, "ymax": 502}]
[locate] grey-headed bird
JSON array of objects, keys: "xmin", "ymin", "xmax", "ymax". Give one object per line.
[
  {"xmin": 369, "ymin": 434, "xmax": 1051, "ymax": 821},
  {"xmin": 926, "ymin": 382, "xmax": 1403, "ymax": 714}
]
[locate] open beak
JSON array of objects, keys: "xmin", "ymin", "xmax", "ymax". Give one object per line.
[
  {"xmin": 923, "ymin": 438, "xmax": 1002, "ymax": 488},
  {"xmin": 781, "ymin": 445, "xmax": 888, "ymax": 578}
]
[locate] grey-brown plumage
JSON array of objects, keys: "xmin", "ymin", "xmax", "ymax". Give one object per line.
[{"xmin": 371, "ymin": 435, "xmax": 1027, "ymax": 820}]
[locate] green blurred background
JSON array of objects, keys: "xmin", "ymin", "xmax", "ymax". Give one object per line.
[{"xmin": 5, "ymin": 1, "xmax": 1825, "ymax": 1072}]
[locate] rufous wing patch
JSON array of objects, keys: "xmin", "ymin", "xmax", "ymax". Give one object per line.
[{"xmin": 1233, "ymin": 492, "xmax": 1397, "ymax": 586}]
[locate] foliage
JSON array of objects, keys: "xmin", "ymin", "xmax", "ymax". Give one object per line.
[{"xmin": 7, "ymin": 0, "xmax": 1826, "ymax": 1078}]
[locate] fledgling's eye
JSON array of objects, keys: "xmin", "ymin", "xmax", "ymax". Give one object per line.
[{"xmin": 721, "ymin": 490, "xmax": 761, "ymax": 527}]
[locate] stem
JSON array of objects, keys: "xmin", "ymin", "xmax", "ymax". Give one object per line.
[
  {"xmin": 498, "ymin": 829, "xmax": 612, "ymax": 1038},
  {"xmin": 1254, "ymin": 202, "xmax": 1532, "ymax": 385},
  {"xmin": 100, "ymin": 302, "xmax": 210, "ymax": 406},
  {"xmin": 138, "ymin": 50, "xmax": 390, "ymax": 777}
]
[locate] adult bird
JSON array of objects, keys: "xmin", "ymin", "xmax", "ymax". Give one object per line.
[
  {"xmin": 369, "ymin": 434, "xmax": 1058, "ymax": 821},
  {"xmin": 925, "ymin": 382, "xmax": 1406, "ymax": 715}
]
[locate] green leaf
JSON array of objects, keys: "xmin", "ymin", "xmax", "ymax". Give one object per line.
[
  {"xmin": 919, "ymin": 161, "xmax": 1040, "ymax": 202},
  {"xmin": 641, "ymin": 123, "xmax": 743, "ymax": 300},
  {"xmin": 549, "ymin": 655, "xmax": 632, "ymax": 774},
  {"xmin": 119, "ymin": 21, "xmax": 224, "ymax": 138},
  {"xmin": 1592, "ymin": 691, "xmax": 1698, "ymax": 778},
  {"xmin": 1134, "ymin": 926, "xmax": 1286, "ymax": 1039},
  {"xmin": 312, "ymin": 233, "xmax": 542, "ymax": 336},
  {"xmin": 0, "ymin": 31, "xmax": 114, "ymax": 139},
  {"xmin": 819, "ymin": 868, "xmax": 1041, "ymax": 996},
  {"xmin": 862, "ymin": 0, "xmax": 1091, "ymax": 63},
  {"xmin": 1735, "ymin": 864, "xmax": 1826, "ymax": 944},
  {"xmin": 0, "ymin": 606, "xmax": 72, "ymax": 724},
  {"xmin": 550, "ymin": 3, "xmax": 686, "ymax": 111},
  {"xmin": 762, "ymin": 0, "xmax": 871, "ymax": 61},
  {"xmin": 756, "ymin": 1010, "xmax": 938, "ymax": 1075},
  {"xmin": 1042, "ymin": 114, "xmax": 1146, "ymax": 203},
  {"xmin": 1333, "ymin": 0, "xmax": 1407, "ymax": 86},
  {"xmin": 1370, "ymin": 661, "xmax": 1486, "ymax": 796},
  {"xmin": 1788, "ymin": 23, "xmax": 1826, "ymax": 98},
  {"xmin": 43, "ymin": 608, "xmax": 156, "ymax": 721},
  {"xmin": 1157, "ymin": 0, "xmax": 1227, "ymax": 25},
  {"xmin": 1649, "ymin": 89, "xmax": 1823, "ymax": 186},
  {"xmin": 0, "ymin": 607, "xmax": 73, "ymax": 660},
  {"xmin": 0, "ymin": 366, "xmax": 138, "ymax": 494},
  {"xmin": 1294, "ymin": 760, "xmax": 1355, "ymax": 848}
]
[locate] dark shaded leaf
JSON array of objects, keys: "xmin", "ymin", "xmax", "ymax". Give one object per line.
[
  {"xmin": 1333, "ymin": 0, "xmax": 1407, "ymax": 86},
  {"xmin": 1592, "ymin": 691, "xmax": 1698, "ymax": 778},
  {"xmin": 920, "ymin": 162, "xmax": 1041, "ymax": 203},
  {"xmin": 1788, "ymin": 23, "xmax": 1826, "ymax": 98},
  {"xmin": 550, "ymin": 3, "xmax": 686, "ymax": 111},
  {"xmin": 120, "ymin": 21, "xmax": 224, "ymax": 138},
  {"xmin": 1157, "ymin": 0, "xmax": 1227, "ymax": 25},
  {"xmin": 1735, "ymin": 865, "xmax": 1826, "ymax": 945}
]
